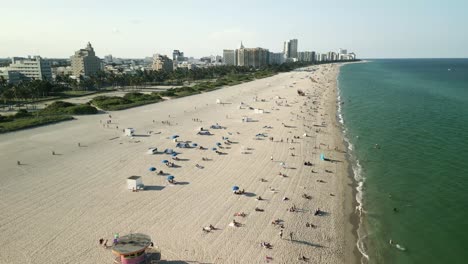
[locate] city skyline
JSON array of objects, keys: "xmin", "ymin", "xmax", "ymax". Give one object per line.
[{"xmin": 1, "ymin": 0, "xmax": 467, "ymax": 59}]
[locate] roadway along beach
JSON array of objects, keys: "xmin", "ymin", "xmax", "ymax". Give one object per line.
[{"xmin": 0, "ymin": 64, "xmax": 356, "ymax": 263}]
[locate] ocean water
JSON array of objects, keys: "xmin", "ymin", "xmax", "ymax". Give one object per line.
[{"xmin": 338, "ymin": 59, "xmax": 468, "ymax": 264}]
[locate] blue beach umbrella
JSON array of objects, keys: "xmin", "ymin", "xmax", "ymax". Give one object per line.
[
  {"xmin": 171, "ymin": 135, "xmax": 179, "ymax": 139},
  {"xmin": 320, "ymin": 154, "xmax": 325, "ymax": 161},
  {"xmin": 149, "ymin": 167, "xmax": 156, "ymax": 172},
  {"xmin": 171, "ymin": 153, "xmax": 178, "ymax": 156},
  {"xmin": 191, "ymin": 143, "xmax": 198, "ymax": 147},
  {"xmin": 212, "ymin": 147, "xmax": 217, "ymax": 151},
  {"xmin": 216, "ymin": 142, "xmax": 222, "ymax": 146},
  {"xmin": 167, "ymin": 175, "xmax": 175, "ymax": 180},
  {"xmin": 162, "ymin": 160, "xmax": 169, "ymax": 163},
  {"xmin": 232, "ymin": 186, "xmax": 239, "ymax": 191}
]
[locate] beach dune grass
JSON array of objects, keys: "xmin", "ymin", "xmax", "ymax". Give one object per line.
[
  {"xmin": 0, "ymin": 113, "xmax": 74, "ymax": 133},
  {"xmin": 0, "ymin": 101, "xmax": 99, "ymax": 133},
  {"xmin": 90, "ymin": 92, "xmax": 163, "ymax": 111}
]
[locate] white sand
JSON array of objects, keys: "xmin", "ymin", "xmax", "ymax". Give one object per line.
[{"xmin": 0, "ymin": 64, "xmax": 356, "ymax": 263}]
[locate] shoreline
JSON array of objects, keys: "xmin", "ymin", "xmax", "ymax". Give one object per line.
[
  {"xmin": 335, "ymin": 62, "xmax": 369, "ymax": 264},
  {"xmin": 0, "ymin": 64, "xmax": 358, "ymax": 263},
  {"xmin": 329, "ymin": 64, "xmax": 361, "ymax": 264}
]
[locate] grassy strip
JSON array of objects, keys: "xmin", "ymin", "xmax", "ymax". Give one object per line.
[
  {"xmin": 0, "ymin": 101, "xmax": 99, "ymax": 133},
  {"xmin": 158, "ymin": 72, "xmax": 273, "ymax": 98},
  {"xmin": 0, "ymin": 115, "xmax": 74, "ymax": 134},
  {"xmin": 90, "ymin": 92, "xmax": 163, "ymax": 111},
  {"xmin": 39, "ymin": 101, "xmax": 98, "ymax": 115}
]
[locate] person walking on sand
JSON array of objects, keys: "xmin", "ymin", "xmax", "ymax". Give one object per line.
[
  {"xmin": 17, "ymin": 160, "xmax": 20, "ymax": 166},
  {"xmin": 279, "ymin": 229, "xmax": 283, "ymax": 239},
  {"xmin": 289, "ymin": 232, "xmax": 293, "ymax": 241},
  {"xmin": 270, "ymin": 156, "xmax": 273, "ymax": 161}
]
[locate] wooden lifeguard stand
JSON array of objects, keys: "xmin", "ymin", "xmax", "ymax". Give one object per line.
[{"xmin": 111, "ymin": 233, "xmax": 156, "ymax": 264}]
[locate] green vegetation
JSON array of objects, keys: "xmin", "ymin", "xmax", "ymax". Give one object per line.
[
  {"xmin": 40, "ymin": 101, "xmax": 98, "ymax": 115},
  {"xmin": 0, "ymin": 101, "xmax": 98, "ymax": 133},
  {"xmin": 0, "ymin": 110, "xmax": 74, "ymax": 133},
  {"xmin": 90, "ymin": 92, "xmax": 163, "ymax": 111}
]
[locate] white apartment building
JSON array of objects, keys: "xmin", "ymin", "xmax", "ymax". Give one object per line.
[
  {"xmin": 223, "ymin": 49, "xmax": 237, "ymax": 66},
  {"xmin": 6, "ymin": 56, "xmax": 52, "ymax": 81}
]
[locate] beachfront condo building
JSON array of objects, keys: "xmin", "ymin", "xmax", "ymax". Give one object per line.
[
  {"xmin": 223, "ymin": 49, "xmax": 237, "ymax": 66},
  {"xmin": 298, "ymin": 51, "xmax": 316, "ymax": 63},
  {"xmin": 71, "ymin": 42, "xmax": 102, "ymax": 77},
  {"xmin": 236, "ymin": 43, "xmax": 269, "ymax": 68},
  {"xmin": 268, "ymin": 52, "xmax": 285, "ymax": 65},
  {"xmin": 283, "ymin": 39, "xmax": 298, "ymax": 59},
  {"xmin": 4, "ymin": 56, "xmax": 52, "ymax": 82},
  {"xmin": 152, "ymin": 54, "xmax": 173, "ymax": 72}
]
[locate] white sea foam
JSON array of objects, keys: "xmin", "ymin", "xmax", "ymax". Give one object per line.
[{"xmin": 337, "ymin": 73, "xmax": 369, "ymax": 263}]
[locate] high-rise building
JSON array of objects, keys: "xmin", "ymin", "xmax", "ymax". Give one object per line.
[
  {"xmin": 297, "ymin": 51, "xmax": 316, "ymax": 63},
  {"xmin": 236, "ymin": 42, "xmax": 269, "ymax": 68},
  {"xmin": 152, "ymin": 54, "xmax": 173, "ymax": 72},
  {"xmin": 71, "ymin": 42, "xmax": 102, "ymax": 77},
  {"xmin": 6, "ymin": 56, "xmax": 52, "ymax": 81},
  {"xmin": 172, "ymin": 50, "xmax": 186, "ymax": 62},
  {"xmin": 223, "ymin": 49, "xmax": 237, "ymax": 66},
  {"xmin": 327, "ymin": 51, "xmax": 338, "ymax": 61},
  {"xmin": 339, "ymin": 48, "xmax": 348, "ymax": 55},
  {"xmin": 268, "ymin": 52, "xmax": 285, "ymax": 65},
  {"xmin": 283, "ymin": 39, "xmax": 298, "ymax": 59}
]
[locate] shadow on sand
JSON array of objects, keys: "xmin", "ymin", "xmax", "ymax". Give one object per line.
[
  {"xmin": 144, "ymin": 185, "xmax": 165, "ymax": 191},
  {"xmin": 243, "ymin": 192, "xmax": 256, "ymax": 197},
  {"xmin": 293, "ymin": 239, "xmax": 324, "ymax": 248}
]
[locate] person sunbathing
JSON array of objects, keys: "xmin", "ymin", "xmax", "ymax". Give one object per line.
[
  {"xmin": 255, "ymin": 207, "xmax": 264, "ymax": 212},
  {"xmin": 260, "ymin": 242, "xmax": 272, "ymax": 249},
  {"xmin": 230, "ymin": 220, "xmax": 240, "ymax": 227},
  {"xmin": 256, "ymin": 196, "xmax": 263, "ymax": 201},
  {"xmin": 234, "ymin": 212, "xmax": 246, "ymax": 217}
]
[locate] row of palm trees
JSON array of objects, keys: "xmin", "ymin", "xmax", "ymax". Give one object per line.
[{"xmin": 0, "ymin": 61, "xmax": 315, "ymax": 104}]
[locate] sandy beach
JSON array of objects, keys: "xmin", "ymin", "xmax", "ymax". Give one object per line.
[{"xmin": 0, "ymin": 64, "xmax": 356, "ymax": 264}]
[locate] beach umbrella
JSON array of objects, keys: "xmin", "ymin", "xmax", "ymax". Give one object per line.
[
  {"xmin": 320, "ymin": 154, "xmax": 325, "ymax": 161},
  {"xmin": 216, "ymin": 142, "xmax": 222, "ymax": 146},
  {"xmin": 232, "ymin": 186, "xmax": 239, "ymax": 191},
  {"xmin": 191, "ymin": 143, "xmax": 198, "ymax": 147},
  {"xmin": 162, "ymin": 160, "xmax": 169, "ymax": 163},
  {"xmin": 212, "ymin": 147, "xmax": 217, "ymax": 151},
  {"xmin": 167, "ymin": 175, "xmax": 175, "ymax": 180},
  {"xmin": 149, "ymin": 167, "xmax": 156, "ymax": 172},
  {"xmin": 171, "ymin": 135, "xmax": 179, "ymax": 139},
  {"xmin": 171, "ymin": 153, "xmax": 178, "ymax": 156}
]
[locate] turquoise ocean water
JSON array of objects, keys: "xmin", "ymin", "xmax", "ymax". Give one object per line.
[{"xmin": 338, "ymin": 59, "xmax": 468, "ymax": 264}]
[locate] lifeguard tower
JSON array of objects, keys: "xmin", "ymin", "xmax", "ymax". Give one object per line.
[{"xmin": 111, "ymin": 233, "xmax": 158, "ymax": 264}]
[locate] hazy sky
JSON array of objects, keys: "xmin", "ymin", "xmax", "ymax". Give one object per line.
[{"xmin": 1, "ymin": 0, "xmax": 467, "ymax": 59}]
